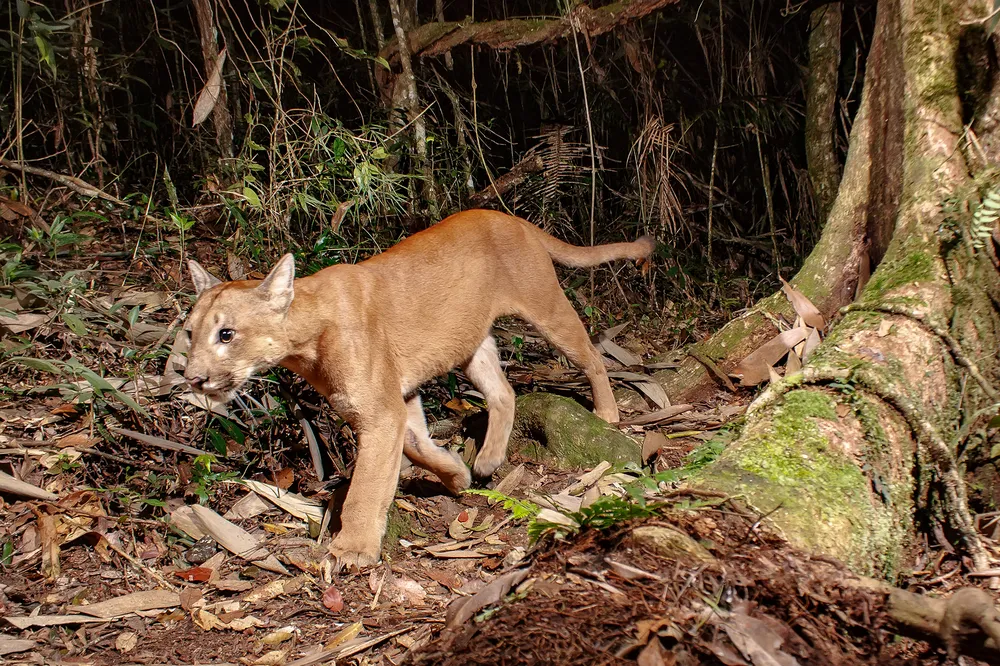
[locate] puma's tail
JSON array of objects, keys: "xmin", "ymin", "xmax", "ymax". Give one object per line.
[{"xmin": 528, "ymin": 223, "xmax": 655, "ymax": 268}]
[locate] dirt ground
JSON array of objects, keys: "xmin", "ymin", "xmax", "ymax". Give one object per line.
[{"xmin": 1, "ymin": 219, "xmax": 997, "ymax": 665}]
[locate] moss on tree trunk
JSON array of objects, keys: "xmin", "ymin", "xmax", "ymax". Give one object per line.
[{"xmin": 686, "ymin": 0, "xmax": 1000, "ymax": 577}]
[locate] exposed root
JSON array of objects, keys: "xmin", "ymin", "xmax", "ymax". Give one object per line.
[
  {"xmin": 841, "ymin": 303, "xmax": 999, "ymax": 402},
  {"xmin": 748, "ymin": 365, "xmax": 991, "ymax": 572}
]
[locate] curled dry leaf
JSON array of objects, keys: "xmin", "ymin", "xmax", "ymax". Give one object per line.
[
  {"xmin": 734, "ymin": 328, "xmax": 809, "ymax": 387},
  {"xmin": 322, "ymin": 584, "xmax": 344, "ymax": 612},
  {"xmin": 801, "ymin": 327, "xmax": 822, "ymax": 363},
  {"xmin": 192, "ymin": 48, "xmax": 227, "ymax": 126},
  {"xmin": 778, "ymin": 276, "xmax": 825, "ymax": 330},
  {"xmin": 642, "ymin": 431, "xmax": 667, "ymax": 462}
]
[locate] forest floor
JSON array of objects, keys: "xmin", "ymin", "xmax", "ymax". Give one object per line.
[{"xmin": 0, "ymin": 213, "xmax": 994, "ymax": 665}]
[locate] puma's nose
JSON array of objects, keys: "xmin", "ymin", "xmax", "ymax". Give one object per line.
[{"xmin": 185, "ymin": 373, "xmax": 207, "ymax": 390}]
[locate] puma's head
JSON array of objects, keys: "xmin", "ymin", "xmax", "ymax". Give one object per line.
[{"xmin": 183, "ymin": 254, "xmax": 296, "ymax": 400}]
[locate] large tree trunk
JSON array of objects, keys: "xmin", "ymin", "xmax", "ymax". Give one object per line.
[
  {"xmin": 657, "ymin": 0, "xmax": 904, "ymax": 404},
  {"xmin": 805, "ymin": 2, "xmax": 843, "ymax": 224},
  {"xmin": 686, "ymin": 0, "xmax": 999, "ymax": 574}
]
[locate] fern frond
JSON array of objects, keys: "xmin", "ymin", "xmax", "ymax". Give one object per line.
[
  {"xmin": 971, "ymin": 186, "xmax": 1000, "ymax": 249},
  {"xmin": 464, "ymin": 488, "xmax": 540, "ymax": 520}
]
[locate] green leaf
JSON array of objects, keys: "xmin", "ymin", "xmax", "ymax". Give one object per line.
[
  {"xmin": 214, "ymin": 415, "xmax": 245, "ymax": 445},
  {"xmin": 33, "ymin": 35, "xmax": 57, "ymax": 77},
  {"xmin": 243, "ymin": 187, "xmax": 262, "ymax": 209},
  {"xmin": 13, "ymin": 357, "xmax": 63, "ymax": 375},
  {"xmin": 112, "ymin": 389, "xmax": 148, "ymax": 416},
  {"xmin": 371, "ymin": 146, "xmax": 388, "ymax": 160},
  {"xmin": 127, "ymin": 305, "xmax": 141, "ymax": 327},
  {"xmin": 61, "ymin": 312, "xmax": 89, "ymax": 336}
]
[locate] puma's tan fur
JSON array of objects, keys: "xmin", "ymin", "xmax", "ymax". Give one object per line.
[{"xmin": 184, "ymin": 209, "xmax": 654, "ymax": 569}]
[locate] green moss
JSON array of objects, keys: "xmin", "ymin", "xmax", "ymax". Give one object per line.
[
  {"xmin": 383, "ymin": 504, "xmax": 411, "ymax": 556},
  {"xmin": 513, "ymin": 393, "xmax": 641, "ymax": 469},
  {"xmin": 690, "ymin": 389, "xmax": 907, "ymax": 578},
  {"xmin": 863, "ymin": 251, "xmax": 936, "ymax": 301}
]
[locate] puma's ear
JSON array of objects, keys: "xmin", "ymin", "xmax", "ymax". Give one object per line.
[
  {"xmin": 258, "ymin": 253, "xmax": 296, "ymax": 312},
  {"xmin": 189, "ymin": 260, "xmax": 222, "ymax": 295}
]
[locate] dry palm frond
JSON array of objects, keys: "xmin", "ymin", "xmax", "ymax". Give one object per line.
[
  {"xmin": 517, "ymin": 125, "xmax": 591, "ymax": 229},
  {"xmin": 630, "ymin": 115, "xmax": 689, "ymax": 239}
]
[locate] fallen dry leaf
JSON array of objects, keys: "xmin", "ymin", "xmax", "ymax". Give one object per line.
[
  {"xmin": 734, "ymin": 328, "xmax": 809, "ymax": 387},
  {"xmin": 322, "ymin": 584, "xmax": 344, "ymax": 612},
  {"xmin": 0, "ymin": 471, "xmax": 57, "ymax": 500},
  {"xmin": 115, "ymin": 631, "xmax": 138, "ymax": 653},
  {"xmin": 0, "ymin": 638, "xmax": 36, "ymax": 657},
  {"xmin": 448, "ymin": 507, "xmax": 478, "ymax": 540},
  {"xmin": 69, "ymin": 590, "xmax": 180, "ymax": 618},
  {"xmin": 0, "ymin": 312, "xmax": 49, "ymax": 334},
  {"xmin": 642, "ymin": 431, "xmax": 667, "ymax": 462},
  {"xmin": 445, "ymin": 567, "xmax": 532, "ymax": 628},
  {"xmin": 240, "ymin": 479, "xmax": 325, "ymax": 523},
  {"xmin": 224, "ymin": 491, "xmax": 272, "ymax": 520},
  {"xmin": 3, "ymin": 615, "xmax": 108, "ymax": 629},
  {"xmin": 176, "ymin": 566, "xmax": 214, "ymax": 582},
  {"xmin": 189, "ymin": 504, "xmax": 288, "ymax": 574},
  {"xmin": 273, "ymin": 467, "xmax": 294, "ymax": 490},
  {"xmin": 779, "ymin": 276, "xmax": 825, "ymax": 330},
  {"xmin": 243, "ymin": 576, "xmax": 305, "ymax": 605},
  {"xmin": 252, "ymin": 650, "xmax": 289, "ymax": 665}
]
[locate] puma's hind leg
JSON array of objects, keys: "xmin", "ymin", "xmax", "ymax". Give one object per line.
[
  {"xmin": 519, "ymin": 287, "xmax": 619, "ymax": 424},
  {"xmin": 402, "ymin": 394, "xmax": 471, "ymax": 493},
  {"xmin": 463, "ymin": 335, "xmax": 517, "ymax": 479}
]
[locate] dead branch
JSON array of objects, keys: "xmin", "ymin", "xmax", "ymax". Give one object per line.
[
  {"xmin": 379, "ymin": 0, "xmax": 680, "ymax": 63},
  {"xmin": 0, "ymin": 158, "xmax": 127, "ymax": 206},
  {"xmin": 468, "ymin": 154, "xmax": 544, "ymax": 208}
]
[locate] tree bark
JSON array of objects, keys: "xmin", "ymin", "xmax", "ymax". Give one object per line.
[
  {"xmin": 657, "ymin": 0, "xmax": 904, "ymax": 405},
  {"xmin": 685, "ymin": 0, "xmax": 998, "ymax": 575},
  {"xmin": 805, "ymin": 3, "xmax": 843, "ymax": 225},
  {"xmin": 191, "ymin": 0, "xmax": 233, "ymax": 161},
  {"xmin": 387, "ymin": 0, "xmax": 438, "ymax": 217}
]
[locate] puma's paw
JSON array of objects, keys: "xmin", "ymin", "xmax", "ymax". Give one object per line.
[
  {"xmin": 440, "ymin": 462, "xmax": 472, "ymax": 494},
  {"xmin": 595, "ymin": 407, "xmax": 620, "ymax": 424},
  {"xmin": 327, "ymin": 535, "xmax": 381, "ymax": 572},
  {"xmin": 472, "ymin": 452, "xmax": 503, "ymax": 480}
]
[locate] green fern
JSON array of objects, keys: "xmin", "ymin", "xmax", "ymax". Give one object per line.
[
  {"xmin": 971, "ymin": 187, "xmax": 1000, "ymax": 249},
  {"xmin": 464, "ymin": 488, "xmax": 540, "ymax": 520}
]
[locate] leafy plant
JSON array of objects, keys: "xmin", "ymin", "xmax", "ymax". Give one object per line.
[
  {"xmin": 25, "ymin": 215, "xmax": 90, "ymax": 258},
  {"xmin": 971, "ymin": 186, "xmax": 1000, "ymax": 250},
  {"xmin": 465, "ymin": 488, "xmax": 540, "ymax": 520},
  {"xmin": 190, "ymin": 454, "xmax": 238, "ymax": 504}
]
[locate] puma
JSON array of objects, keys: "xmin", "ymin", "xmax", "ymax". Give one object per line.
[{"xmin": 183, "ymin": 209, "xmax": 654, "ymax": 569}]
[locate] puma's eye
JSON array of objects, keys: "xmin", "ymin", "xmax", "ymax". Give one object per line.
[{"xmin": 218, "ymin": 328, "xmax": 235, "ymax": 343}]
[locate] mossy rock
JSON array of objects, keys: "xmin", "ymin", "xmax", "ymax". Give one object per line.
[{"xmin": 512, "ymin": 393, "xmax": 641, "ymax": 470}]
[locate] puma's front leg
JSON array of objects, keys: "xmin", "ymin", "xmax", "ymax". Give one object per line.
[{"xmin": 328, "ymin": 403, "xmax": 406, "ymax": 570}]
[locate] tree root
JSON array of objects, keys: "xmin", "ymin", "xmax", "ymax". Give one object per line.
[
  {"xmin": 841, "ymin": 303, "xmax": 999, "ymax": 402},
  {"xmin": 858, "ymin": 581, "xmax": 1000, "ymax": 660},
  {"xmin": 748, "ymin": 365, "xmax": 991, "ymax": 572}
]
